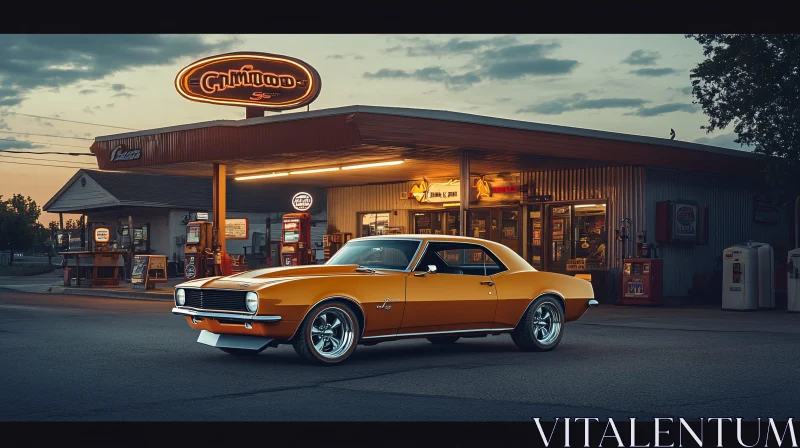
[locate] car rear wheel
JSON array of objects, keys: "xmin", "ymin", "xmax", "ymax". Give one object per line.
[
  {"xmin": 512, "ymin": 296, "xmax": 564, "ymax": 352},
  {"xmin": 292, "ymin": 301, "xmax": 360, "ymax": 366},
  {"xmin": 427, "ymin": 336, "xmax": 460, "ymax": 344},
  {"xmin": 218, "ymin": 347, "xmax": 259, "ymax": 356}
]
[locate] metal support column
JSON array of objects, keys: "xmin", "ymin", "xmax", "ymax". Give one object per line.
[
  {"xmin": 212, "ymin": 164, "xmax": 227, "ymax": 256},
  {"xmin": 459, "ymin": 150, "xmax": 470, "ymax": 236}
]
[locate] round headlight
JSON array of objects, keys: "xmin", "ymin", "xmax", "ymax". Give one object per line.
[
  {"xmin": 175, "ymin": 289, "xmax": 185, "ymax": 306},
  {"xmin": 245, "ymin": 292, "xmax": 259, "ymax": 313}
]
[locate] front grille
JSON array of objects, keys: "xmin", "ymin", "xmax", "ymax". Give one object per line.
[{"xmin": 183, "ymin": 289, "xmax": 249, "ymax": 313}]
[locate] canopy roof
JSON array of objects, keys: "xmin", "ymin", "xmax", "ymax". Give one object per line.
[{"xmin": 90, "ymin": 105, "xmax": 759, "ymax": 187}]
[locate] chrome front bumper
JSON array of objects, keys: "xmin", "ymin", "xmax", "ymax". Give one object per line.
[{"xmin": 171, "ymin": 307, "xmax": 282, "ymax": 322}]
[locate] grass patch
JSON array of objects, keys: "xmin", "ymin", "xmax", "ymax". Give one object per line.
[{"xmin": 0, "ymin": 264, "xmax": 56, "ymax": 277}]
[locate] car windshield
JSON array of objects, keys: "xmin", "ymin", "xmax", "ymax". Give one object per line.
[{"xmin": 326, "ymin": 239, "xmax": 421, "ymax": 271}]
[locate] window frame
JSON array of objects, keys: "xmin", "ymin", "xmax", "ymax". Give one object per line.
[
  {"xmin": 357, "ymin": 211, "xmax": 392, "ymax": 237},
  {"xmin": 326, "ymin": 237, "xmax": 424, "ymax": 272},
  {"xmin": 411, "ymin": 241, "xmax": 509, "ymax": 276}
]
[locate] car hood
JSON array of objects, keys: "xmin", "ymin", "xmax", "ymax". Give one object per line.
[{"xmin": 175, "ymin": 264, "xmax": 389, "ymax": 291}]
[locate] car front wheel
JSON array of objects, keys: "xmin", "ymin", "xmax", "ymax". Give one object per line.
[
  {"xmin": 512, "ymin": 296, "xmax": 564, "ymax": 352},
  {"xmin": 292, "ymin": 301, "xmax": 359, "ymax": 366}
]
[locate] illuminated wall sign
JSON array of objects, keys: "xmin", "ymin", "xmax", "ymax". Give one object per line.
[
  {"xmin": 225, "ymin": 218, "xmax": 249, "ymax": 240},
  {"xmin": 674, "ymin": 202, "xmax": 697, "ymax": 238},
  {"xmin": 110, "ymin": 144, "xmax": 141, "ymax": 162},
  {"xmin": 94, "ymin": 228, "xmax": 110, "ymax": 243},
  {"xmin": 292, "ymin": 192, "xmax": 313, "ymax": 211},
  {"xmin": 175, "ymin": 52, "xmax": 322, "ymax": 111},
  {"xmin": 196, "ymin": 212, "xmax": 209, "ymax": 220},
  {"xmin": 492, "ymin": 185, "xmax": 518, "ymax": 194},
  {"xmin": 425, "ymin": 180, "xmax": 460, "ymax": 203}
]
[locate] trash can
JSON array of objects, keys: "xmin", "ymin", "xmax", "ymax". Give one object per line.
[{"xmin": 789, "ymin": 248, "xmax": 800, "ymax": 313}]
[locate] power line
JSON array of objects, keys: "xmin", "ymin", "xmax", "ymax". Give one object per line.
[
  {"xmin": 5, "ymin": 112, "xmax": 139, "ymax": 131},
  {"xmin": 0, "ymin": 137, "xmax": 89, "ymax": 149},
  {"xmin": 0, "ymin": 130, "xmax": 93, "ymax": 141},
  {"xmin": 1, "ymin": 150, "xmax": 95, "ymax": 157},
  {"xmin": 0, "ymin": 154, "xmax": 97, "ymax": 165},
  {"xmin": 0, "ymin": 160, "xmax": 92, "ymax": 169}
]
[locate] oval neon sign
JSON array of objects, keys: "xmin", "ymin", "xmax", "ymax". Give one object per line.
[
  {"xmin": 175, "ymin": 52, "xmax": 322, "ymax": 111},
  {"xmin": 292, "ymin": 192, "xmax": 313, "ymax": 211}
]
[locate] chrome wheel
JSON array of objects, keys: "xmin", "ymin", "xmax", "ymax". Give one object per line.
[
  {"xmin": 533, "ymin": 302, "xmax": 562, "ymax": 346},
  {"xmin": 309, "ymin": 307, "xmax": 354, "ymax": 360}
]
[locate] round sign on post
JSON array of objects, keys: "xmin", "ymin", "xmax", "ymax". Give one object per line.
[
  {"xmin": 174, "ymin": 52, "xmax": 322, "ymax": 111},
  {"xmin": 292, "ymin": 192, "xmax": 313, "ymax": 211}
]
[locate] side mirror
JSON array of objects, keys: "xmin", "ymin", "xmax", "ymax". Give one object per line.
[{"xmin": 414, "ymin": 265, "xmax": 438, "ymax": 277}]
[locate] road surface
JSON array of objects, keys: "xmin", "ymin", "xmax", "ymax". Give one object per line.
[{"xmin": 1, "ymin": 290, "xmax": 799, "ymax": 421}]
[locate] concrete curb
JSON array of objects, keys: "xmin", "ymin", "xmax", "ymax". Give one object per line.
[{"xmin": 0, "ymin": 284, "xmax": 173, "ymax": 302}]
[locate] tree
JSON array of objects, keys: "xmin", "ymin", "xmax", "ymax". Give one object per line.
[
  {"xmin": 48, "ymin": 221, "xmax": 60, "ymax": 232},
  {"xmin": 0, "ymin": 194, "xmax": 43, "ymax": 265},
  {"xmin": 686, "ymin": 34, "xmax": 800, "ymax": 206}
]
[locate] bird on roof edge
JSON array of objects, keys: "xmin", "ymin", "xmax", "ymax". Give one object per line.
[{"xmin": 670, "ymin": 128, "xmax": 676, "ymax": 140}]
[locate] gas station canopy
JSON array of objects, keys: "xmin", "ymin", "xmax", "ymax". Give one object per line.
[{"xmin": 90, "ymin": 105, "xmax": 760, "ymax": 186}]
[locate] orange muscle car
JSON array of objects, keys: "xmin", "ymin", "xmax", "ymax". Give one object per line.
[{"xmin": 172, "ymin": 235, "xmax": 598, "ymax": 365}]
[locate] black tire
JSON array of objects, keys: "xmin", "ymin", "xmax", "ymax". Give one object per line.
[
  {"xmin": 511, "ymin": 296, "xmax": 565, "ymax": 352},
  {"xmin": 219, "ymin": 347, "xmax": 259, "ymax": 356},
  {"xmin": 426, "ymin": 336, "xmax": 460, "ymax": 345},
  {"xmin": 292, "ymin": 301, "xmax": 360, "ymax": 366}
]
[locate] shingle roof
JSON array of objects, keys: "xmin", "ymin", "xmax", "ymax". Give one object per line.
[{"xmin": 50, "ymin": 169, "xmax": 326, "ymax": 213}]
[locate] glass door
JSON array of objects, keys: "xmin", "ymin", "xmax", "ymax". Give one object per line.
[
  {"xmin": 529, "ymin": 204, "xmax": 543, "ymax": 270},
  {"xmin": 445, "ymin": 210, "xmax": 460, "ymax": 236},
  {"xmin": 359, "ymin": 212, "xmax": 389, "ymax": 236},
  {"xmin": 498, "ymin": 208, "xmax": 519, "ymax": 251},
  {"xmin": 547, "ymin": 205, "xmax": 572, "ymax": 273}
]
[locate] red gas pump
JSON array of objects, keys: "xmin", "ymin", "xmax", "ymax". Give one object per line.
[
  {"xmin": 184, "ymin": 221, "xmax": 214, "ymax": 281},
  {"xmin": 281, "ymin": 212, "xmax": 314, "ymax": 266}
]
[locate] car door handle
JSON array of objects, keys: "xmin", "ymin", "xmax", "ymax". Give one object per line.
[{"xmin": 480, "ymin": 281, "xmax": 494, "ymax": 286}]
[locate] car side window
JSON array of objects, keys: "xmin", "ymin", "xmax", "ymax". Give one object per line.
[{"xmin": 416, "ymin": 242, "xmax": 507, "ymax": 276}]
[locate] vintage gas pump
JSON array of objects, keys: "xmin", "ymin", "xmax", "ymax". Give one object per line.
[
  {"xmin": 183, "ymin": 220, "xmax": 214, "ymax": 281},
  {"xmin": 281, "ymin": 212, "xmax": 314, "ymax": 266}
]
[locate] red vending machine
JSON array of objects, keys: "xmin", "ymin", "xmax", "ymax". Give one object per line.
[
  {"xmin": 621, "ymin": 258, "xmax": 664, "ymax": 305},
  {"xmin": 281, "ymin": 212, "xmax": 314, "ymax": 266}
]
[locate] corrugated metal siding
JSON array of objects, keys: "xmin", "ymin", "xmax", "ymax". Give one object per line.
[
  {"xmin": 327, "ymin": 182, "xmax": 444, "ymax": 236},
  {"xmin": 645, "ymin": 168, "xmax": 791, "ymax": 296},
  {"xmin": 524, "ymin": 166, "xmax": 646, "ymax": 270}
]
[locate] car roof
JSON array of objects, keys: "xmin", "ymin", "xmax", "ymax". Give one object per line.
[{"xmin": 351, "ymin": 234, "xmax": 534, "ymax": 272}]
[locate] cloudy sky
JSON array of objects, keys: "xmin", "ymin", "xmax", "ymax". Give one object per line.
[{"xmin": 0, "ymin": 34, "xmax": 751, "ymax": 225}]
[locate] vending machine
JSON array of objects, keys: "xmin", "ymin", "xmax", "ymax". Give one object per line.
[
  {"xmin": 620, "ymin": 258, "xmax": 664, "ymax": 305},
  {"xmin": 281, "ymin": 212, "xmax": 314, "ymax": 266},
  {"xmin": 184, "ymin": 220, "xmax": 214, "ymax": 281}
]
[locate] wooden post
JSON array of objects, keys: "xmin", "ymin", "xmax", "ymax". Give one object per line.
[{"xmin": 59, "ymin": 213, "xmax": 64, "ymax": 230}]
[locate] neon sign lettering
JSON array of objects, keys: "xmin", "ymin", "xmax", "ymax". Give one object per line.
[{"xmin": 199, "ymin": 65, "xmax": 300, "ymax": 94}]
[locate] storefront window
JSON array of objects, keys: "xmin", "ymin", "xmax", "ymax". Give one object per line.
[
  {"xmin": 544, "ymin": 203, "xmax": 607, "ymax": 273},
  {"xmin": 413, "ymin": 212, "xmax": 443, "ymax": 235},
  {"xmin": 468, "ymin": 210, "xmax": 490, "ymax": 239},
  {"xmin": 445, "ymin": 211, "xmax": 460, "ymax": 236},
  {"xmin": 359, "ymin": 212, "xmax": 390, "ymax": 237}
]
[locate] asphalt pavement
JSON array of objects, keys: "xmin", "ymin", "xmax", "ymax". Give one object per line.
[{"xmin": 1, "ymin": 290, "xmax": 799, "ymax": 421}]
